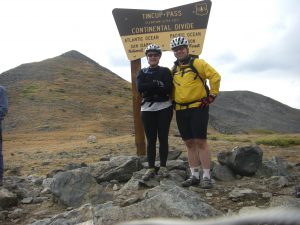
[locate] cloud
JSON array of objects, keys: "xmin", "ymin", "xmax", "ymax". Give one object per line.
[
  {"xmin": 230, "ymin": 0, "xmax": 300, "ymax": 77},
  {"xmin": 214, "ymin": 52, "xmax": 237, "ymax": 66},
  {"xmin": 232, "ymin": 24, "xmax": 300, "ymax": 75},
  {"xmin": 108, "ymin": 52, "xmax": 129, "ymax": 68}
]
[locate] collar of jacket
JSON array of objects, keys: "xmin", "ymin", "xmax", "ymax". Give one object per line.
[{"xmin": 174, "ymin": 55, "xmax": 191, "ymax": 66}]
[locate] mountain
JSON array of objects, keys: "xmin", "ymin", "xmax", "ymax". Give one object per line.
[
  {"xmin": 0, "ymin": 50, "xmax": 299, "ymax": 135},
  {"xmin": 0, "ymin": 50, "xmax": 133, "ymax": 136},
  {"xmin": 210, "ymin": 91, "xmax": 300, "ymax": 133}
]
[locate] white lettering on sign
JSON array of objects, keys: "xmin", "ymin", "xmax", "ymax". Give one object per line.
[
  {"xmin": 132, "ymin": 25, "xmax": 171, "ymax": 34},
  {"xmin": 164, "ymin": 10, "xmax": 182, "ymax": 18},
  {"xmin": 174, "ymin": 23, "xmax": 194, "ymax": 30},
  {"xmin": 142, "ymin": 10, "xmax": 182, "ymax": 19},
  {"xmin": 142, "ymin": 12, "xmax": 164, "ymax": 19}
]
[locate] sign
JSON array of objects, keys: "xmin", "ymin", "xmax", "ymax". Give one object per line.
[{"xmin": 112, "ymin": 0, "xmax": 211, "ymax": 60}]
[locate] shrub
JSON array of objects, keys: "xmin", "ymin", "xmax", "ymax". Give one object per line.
[
  {"xmin": 22, "ymin": 85, "xmax": 38, "ymax": 94},
  {"xmin": 255, "ymin": 137, "xmax": 300, "ymax": 147}
]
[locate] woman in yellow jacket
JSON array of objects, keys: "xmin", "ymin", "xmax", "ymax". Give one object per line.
[{"xmin": 170, "ymin": 36, "xmax": 221, "ymax": 189}]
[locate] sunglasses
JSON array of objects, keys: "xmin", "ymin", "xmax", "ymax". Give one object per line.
[
  {"xmin": 173, "ymin": 46, "xmax": 187, "ymax": 52},
  {"xmin": 147, "ymin": 53, "xmax": 160, "ymax": 57}
]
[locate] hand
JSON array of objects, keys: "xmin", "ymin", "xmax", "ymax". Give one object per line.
[
  {"xmin": 200, "ymin": 94, "xmax": 216, "ymax": 107},
  {"xmin": 153, "ymin": 80, "xmax": 165, "ymax": 88},
  {"xmin": 157, "ymin": 81, "xmax": 165, "ymax": 88}
]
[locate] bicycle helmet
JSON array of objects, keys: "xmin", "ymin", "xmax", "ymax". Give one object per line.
[
  {"xmin": 145, "ymin": 44, "xmax": 162, "ymax": 55},
  {"xmin": 170, "ymin": 36, "xmax": 189, "ymax": 50}
]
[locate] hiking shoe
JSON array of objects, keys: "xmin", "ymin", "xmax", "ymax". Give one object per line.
[
  {"xmin": 158, "ymin": 166, "xmax": 169, "ymax": 178},
  {"xmin": 142, "ymin": 168, "xmax": 156, "ymax": 181},
  {"xmin": 182, "ymin": 176, "xmax": 200, "ymax": 187},
  {"xmin": 200, "ymin": 177, "xmax": 213, "ymax": 189}
]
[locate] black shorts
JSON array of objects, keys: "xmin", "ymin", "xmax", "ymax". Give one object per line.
[{"xmin": 176, "ymin": 107, "xmax": 209, "ymax": 140}]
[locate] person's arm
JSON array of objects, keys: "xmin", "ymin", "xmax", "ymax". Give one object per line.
[
  {"xmin": 156, "ymin": 67, "xmax": 173, "ymax": 96},
  {"xmin": 0, "ymin": 87, "xmax": 8, "ymax": 120},
  {"xmin": 136, "ymin": 70, "xmax": 157, "ymax": 94},
  {"xmin": 195, "ymin": 59, "xmax": 221, "ymax": 97}
]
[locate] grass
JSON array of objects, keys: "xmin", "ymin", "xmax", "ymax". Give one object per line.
[
  {"xmin": 255, "ymin": 135, "xmax": 300, "ymax": 147},
  {"xmin": 4, "ymin": 130, "xmax": 300, "ymax": 176},
  {"xmin": 208, "ymin": 133, "xmax": 252, "ymax": 143},
  {"xmin": 249, "ymin": 129, "xmax": 275, "ymax": 134},
  {"xmin": 208, "ymin": 133, "xmax": 300, "ymax": 148},
  {"xmin": 22, "ymin": 85, "xmax": 39, "ymax": 95}
]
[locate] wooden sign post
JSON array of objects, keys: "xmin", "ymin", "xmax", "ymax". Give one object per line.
[
  {"xmin": 130, "ymin": 59, "xmax": 146, "ymax": 156},
  {"xmin": 112, "ymin": 0, "xmax": 212, "ymax": 155}
]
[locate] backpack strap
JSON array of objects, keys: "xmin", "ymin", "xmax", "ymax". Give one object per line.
[
  {"xmin": 189, "ymin": 57, "xmax": 210, "ymax": 96},
  {"xmin": 171, "ymin": 64, "xmax": 177, "ymax": 76}
]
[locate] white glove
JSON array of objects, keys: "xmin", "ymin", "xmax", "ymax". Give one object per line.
[{"xmin": 153, "ymin": 80, "xmax": 164, "ymax": 88}]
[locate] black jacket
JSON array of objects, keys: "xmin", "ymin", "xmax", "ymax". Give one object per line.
[{"xmin": 136, "ymin": 66, "xmax": 173, "ymax": 102}]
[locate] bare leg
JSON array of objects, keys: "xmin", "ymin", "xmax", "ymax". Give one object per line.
[
  {"xmin": 181, "ymin": 138, "xmax": 201, "ymax": 187},
  {"xmin": 195, "ymin": 139, "xmax": 211, "ymax": 170},
  {"xmin": 185, "ymin": 139, "xmax": 200, "ymax": 168}
]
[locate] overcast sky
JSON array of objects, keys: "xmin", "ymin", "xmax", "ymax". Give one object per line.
[{"xmin": 1, "ymin": 0, "xmax": 299, "ymax": 109}]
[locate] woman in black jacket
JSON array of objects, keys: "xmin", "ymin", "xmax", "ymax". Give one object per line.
[{"xmin": 136, "ymin": 44, "xmax": 173, "ymax": 181}]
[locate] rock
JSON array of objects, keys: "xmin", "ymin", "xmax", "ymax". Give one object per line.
[
  {"xmin": 0, "ymin": 188, "xmax": 18, "ymax": 209},
  {"xmin": 8, "ymin": 208, "xmax": 23, "ymax": 220},
  {"xmin": 229, "ymin": 188, "xmax": 258, "ymax": 201},
  {"xmin": 21, "ymin": 197, "xmax": 33, "ymax": 204},
  {"xmin": 270, "ymin": 196, "xmax": 300, "ymax": 208},
  {"xmin": 87, "ymin": 135, "xmax": 97, "ymax": 143},
  {"xmin": 239, "ymin": 206, "xmax": 261, "ymax": 215},
  {"xmin": 90, "ymin": 156, "xmax": 142, "ymax": 183},
  {"xmin": 218, "ymin": 146, "xmax": 263, "ymax": 176},
  {"xmin": 212, "ymin": 164, "xmax": 235, "ymax": 181},
  {"xmin": 50, "ymin": 170, "xmax": 113, "ymax": 207}
]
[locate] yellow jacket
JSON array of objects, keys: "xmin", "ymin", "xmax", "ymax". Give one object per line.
[{"xmin": 172, "ymin": 57, "xmax": 221, "ymax": 110}]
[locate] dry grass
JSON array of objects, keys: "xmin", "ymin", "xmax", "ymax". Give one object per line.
[{"xmin": 3, "ymin": 125, "xmax": 300, "ymax": 177}]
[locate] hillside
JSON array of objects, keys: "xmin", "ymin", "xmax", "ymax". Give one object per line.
[
  {"xmin": 210, "ymin": 91, "xmax": 300, "ymax": 134},
  {"xmin": 0, "ymin": 50, "xmax": 133, "ymax": 137},
  {"xmin": 0, "ymin": 50, "xmax": 299, "ymax": 136}
]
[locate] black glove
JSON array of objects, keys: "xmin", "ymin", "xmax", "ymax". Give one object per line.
[
  {"xmin": 200, "ymin": 94, "xmax": 216, "ymax": 108},
  {"xmin": 153, "ymin": 80, "xmax": 165, "ymax": 88}
]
